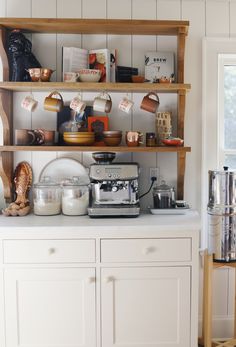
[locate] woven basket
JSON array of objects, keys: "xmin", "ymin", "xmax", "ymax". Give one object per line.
[{"xmin": 155, "ymin": 112, "xmax": 172, "ymax": 142}]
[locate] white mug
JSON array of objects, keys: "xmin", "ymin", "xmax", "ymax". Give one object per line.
[
  {"xmin": 93, "ymin": 93, "xmax": 112, "ymax": 113},
  {"xmin": 70, "ymin": 96, "xmax": 86, "ymax": 113},
  {"xmin": 63, "ymin": 72, "xmax": 79, "ymax": 82},
  {"xmin": 118, "ymin": 97, "xmax": 134, "ymax": 113},
  {"xmin": 21, "ymin": 95, "xmax": 38, "ymax": 112}
]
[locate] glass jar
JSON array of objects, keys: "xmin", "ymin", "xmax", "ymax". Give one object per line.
[
  {"xmin": 62, "ymin": 177, "xmax": 89, "ymax": 216},
  {"xmin": 33, "ymin": 176, "xmax": 61, "ymax": 215},
  {"xmin": 146, "ymin": 132, "xmax": 156, "ymax": 147},
  {"xmin": 153, "ymin": 180, "xmax": 175, "ymax": 209}
]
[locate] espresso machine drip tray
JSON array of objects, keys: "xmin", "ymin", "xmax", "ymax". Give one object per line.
[{"xmin": 88, "ymin": 204, "xmax": 140, "ymax": 217}]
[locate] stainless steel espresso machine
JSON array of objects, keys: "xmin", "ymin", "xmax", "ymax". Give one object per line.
[{"xmin": 88, "ymin": 153, "xmax": 140, "ymax": 217}]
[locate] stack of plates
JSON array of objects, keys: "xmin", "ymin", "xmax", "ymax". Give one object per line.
[{"xmin": 63, "ymin": 132, "xmax": 95, "ymax": 145}]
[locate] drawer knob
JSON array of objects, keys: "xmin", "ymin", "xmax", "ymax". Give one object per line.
[
  {"xmin": 142, "ymin": 247, "xmax": 155, "ymax": 255},
  {"xmin": 48, "ymin": 248, "xmax": 56, "ymax": 255}
]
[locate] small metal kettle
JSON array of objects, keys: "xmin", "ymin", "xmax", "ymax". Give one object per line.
[{"xmin": 152, "ymin": 180, "xmax": 175, "ymax": 209}]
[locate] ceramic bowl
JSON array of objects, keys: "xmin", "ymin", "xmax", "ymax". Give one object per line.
[
  {"xmin": 103, "ymin": 130, "xmax": 122, "ymax": 137},
  {"xmin": 78, "ymin": 69, "xmax": 101, "ymax": 82},
  {"xmin": 161, "ymin": 138, "xmax": 184, "ymax": 146},
  {"xmin": 92, "ymin": 152, "xmax": 116, "ymax": 164},
  {"xmin": 131, "ymin": 75, "xmax": 145, "ymax": 83},
  {"xmin": 104, "ymin": 137, "xmax": 122, "ymax": 146}
]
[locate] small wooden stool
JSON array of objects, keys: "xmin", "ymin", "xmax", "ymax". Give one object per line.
[{"xmin": 198, "ymin": 250, "xmax": 236, "ymax": 347}]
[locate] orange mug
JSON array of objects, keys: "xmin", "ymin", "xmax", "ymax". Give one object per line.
[
  {"xmin": 140, "ymin": 92, "xmax": 160, "ymax": 113},
  {"xmin": 44, "ymin": 91, "xmax": 64, "ymax": 112}
]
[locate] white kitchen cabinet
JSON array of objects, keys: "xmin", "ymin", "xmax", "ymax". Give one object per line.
[
  {"xmin": 4, "ymin": 267, "xmax": 96, "ymax": 347},
  {"xmin": 101, "ymin": 266, "xmax": 190, "ymax": 347},
  {"xmin": 0, "ymin": 213, "xmax": 199, "ymax": 347}
]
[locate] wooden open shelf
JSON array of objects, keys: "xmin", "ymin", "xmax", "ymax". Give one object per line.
[
  {"xmin": 0, "ymin": 82, "xmax": 191, "ymax": 93},
  {"xmin": 0, "ymin": 18, "xmax": 189, "ymax": 35},
  {"xmin": 0, "ymin": 17, "xmax": 190, "ymax": 202},
  {"xmin": 0, "ymin": 145, "xmax": 191, "ymax": 153}
]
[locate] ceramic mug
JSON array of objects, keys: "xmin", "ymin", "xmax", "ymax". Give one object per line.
[
  {"xmin": 70, "ymin": 96, "xmax": 86, "ymax": 113},
  {"xmin": 21, "ymin": 95, "xmax": 38, "ymax": 112},
  {"xmin": 63, "ymin": 72, "xmax": 79, "ymax": 82},
  {"xmin": 125, "ymin": 131, "xmax": 143, "ymax": 147},
  {"xmin": 118, "ymin": 97, "xmax": 134, "ymax": 113},
  {"xmin": 44, "ymin": 91, "xmax": 64, "ymax": 112},
  {"xmin": 140, "ymin": 92, "xmax": 160, "ymax": 113},
  {"xmin": 93, "ymin": 92, "xmax": 112, "ymax": 113},
  {"xmin": 15, "ymin": 129, "xmax": 36, "ymax": 145}
]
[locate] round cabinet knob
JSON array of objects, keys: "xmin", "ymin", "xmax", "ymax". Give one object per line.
[
  {"xmin": 86, "ymin": 277, "xmax": 95, "ymax": 284},
  {"xmin": 48, "ymin": 247, "xmax": 56, "ymax": 255},
  {"xmin": 103, "ymin": 276, "xmax": 114, "ymax": 283}
]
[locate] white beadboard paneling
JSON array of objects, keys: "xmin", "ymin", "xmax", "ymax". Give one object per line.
[
  {"xmin": 0, "ymin": 0, "xmax": 6, "ymax": 16},
  {"xmin": 157, "ymin": 152, "xmax": 177, "ymax": 189},
  {"xmin": 32, "ymin": 0, "xmax": 56, "ymax": 17},
  {"xmin": 6, "ymin": 0, "xmax": 31, "ymax": 17},
  {"xmin": 132, "ymin": 93, "xmax": 156, "ymax": 133},
  {"xmin": 32, "ymin": 152, "xmax": 57, "ymax": 184},
  {"xmin": 13, "ymin": 92, "xmax": 32, "ymax": 132},
  {"xmin": 132, "ymin": 0, "xmax": 156, "ymax": 19},
  {"xmin": 82, "ymin": 0, "xmax": 106, "ymax": 18},
  {"xmin": 81, "ymin": 35, "xmax": 107, "ymax": 51},
  {"xmin": 31, "ymin": 92, "xmax": 57, "ymax": 131},
  {"xmin": 107, "ymin": 35, "xmax": 132, "ymax": 67},
  {"xmin": 230, "ymin": 2, "xmax": 236, "ymax": 35},
  {"xmin": 107, "ymin": 0, "xmax": 131, "ymax": 19},
  {"xmin": 56, "ymin": 152, "xmax": 83, "ymax": 163},
  {"xmin": 182, "ymin": 0, "xmax": 205, "ymax": 209},
  {"xmin": 57, "ymin": 0, "xmax": 82, "ymax": 18},
  {"xmin": 133, "ymin": 152, "xmax": 157, "ymax": 211},
  {"xmin": 32, "ymin": 34, "xmax": 57, "ymax": 80},
  {"xmin": 206, "ymin": 1, "xmax": 230, "ymax": 36},
  {"xmin": 108, "ymin": 93, "xmax": 132, "ymax": 143},
  {"xmin": 132, "ymin": 35, "xmax": 156, "ymax": 76},
  {"xmin": 157, "ymin": 0, "xmax": 181, "ymax": 19}
]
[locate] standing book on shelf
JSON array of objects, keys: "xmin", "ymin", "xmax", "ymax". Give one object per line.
[
  {"xmin": 145, "ymin": 51, "xmax": 175, "ymax": 83},
  {"xmin": 89, "ymin": 49, "xmax": 110, "ymax": 82},
  {"xmin": 62, "ymin": 47, "xmax": 88, "ymax": 79}
]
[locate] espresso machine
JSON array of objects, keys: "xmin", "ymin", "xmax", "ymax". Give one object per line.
[{"xmin": 88, "ymin": 157, "xmax": 140, "ymax": 217}]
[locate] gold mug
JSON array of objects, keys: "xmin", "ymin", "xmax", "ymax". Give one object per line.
[{"xmin": 44, "ymin": 91, "xmax": 64, "ymax": 112}]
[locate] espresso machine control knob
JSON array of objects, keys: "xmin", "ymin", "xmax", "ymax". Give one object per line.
[{"xmin": 112, "ymin": 186, "xmax": 118, "ymax": 192}]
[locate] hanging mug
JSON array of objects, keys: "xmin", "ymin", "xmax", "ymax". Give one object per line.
[
  {"xmin": 93, "ymin": 92, "xmax": 112, "ymax": 113},
  {"xmin": 140, "ymin": 92, "xmax": 160, "ymax": 113},
  {"xmin": 44, "ymin": 91, "xmax": 64, "ymax": 112}
]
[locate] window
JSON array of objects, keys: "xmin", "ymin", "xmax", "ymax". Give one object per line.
[
  {"xmin": 202, "ymin": 38, "xmax": 236, "ymax": 246},
  {"xmin": 218, "ymin": 54, "xmax": 236, "ymax": 169}
]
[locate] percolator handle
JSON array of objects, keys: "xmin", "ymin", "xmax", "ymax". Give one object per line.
[{"xmin": 223, "ymin": 166, "xmax": 229, "ymax": 171}]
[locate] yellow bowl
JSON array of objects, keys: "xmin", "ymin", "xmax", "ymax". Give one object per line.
[{"xmin": 63, "ymin": 136, "xmax": 95, "ymax": 145}]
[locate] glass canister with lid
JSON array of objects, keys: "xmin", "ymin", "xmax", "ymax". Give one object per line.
[
  {"xmin": 33, "ymin": 176, "xmax": 61, "ymax": 215},
  {"xmin": 62, "ymin": 176, "xmax": 89, "ymax": 216},
  {"xmin": 152, "ymin": 180, "xmax": 175, "ymax": 209}
]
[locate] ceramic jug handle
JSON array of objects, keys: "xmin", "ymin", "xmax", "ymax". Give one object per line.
[
  {"xmin": 48, "ymin": 90, "xmax": 63, "ymax": 101},
  {"xmin": 147, "ymin": 92, "xmax": 159, "ymax": 103}
]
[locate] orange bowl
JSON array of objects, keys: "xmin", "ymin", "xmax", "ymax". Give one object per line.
[{"xmin": 161, "ymin": 138, "xmax": 184, "ymax": 146}]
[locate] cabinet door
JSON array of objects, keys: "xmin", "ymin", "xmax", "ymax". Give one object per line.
[
  {"xmin": 4, "ymin": 268, "xmax": 96, "ymax": 347},
  {"xmin": 101, "ymin": 267, "xmax": 190, "ymax": 347}
]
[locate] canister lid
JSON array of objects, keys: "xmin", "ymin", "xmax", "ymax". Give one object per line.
[
  {"xmin": 61, "ymin": 176, "xmax": 88, "ymax": 187},
  {"xmin": 153, "ymin": 180, "xmax": 174, "ymax": 193},
  {"xmin": 34, "ymin": 176, "xmax": 60, "ymax": 188}
]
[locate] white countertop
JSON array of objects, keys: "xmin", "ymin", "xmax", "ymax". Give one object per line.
[{"xmin": 0, "ymin": 210, "xmax": 200, "ymax": 233}]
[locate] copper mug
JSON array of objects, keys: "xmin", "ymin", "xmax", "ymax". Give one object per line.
[
  {"xmin": 35, "ymin": 129, "xmax": 55, "ymax": 145},
  {"xmin": 125, "ymin": 131, "xmax": 143, "ymax": 147},
  {"xmin": 44, "ymin": 91, "xmax": 64, "ymax": 112},
  {"xmin": 140, "ymin": 92, "xmax": 160, "ymax": 113}
]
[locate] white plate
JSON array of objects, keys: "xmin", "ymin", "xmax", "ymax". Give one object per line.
[
  {"xmin": 39, "ymin": 158, "xmax": 89, "ymax": 184},
  {"xmin": 150, "ymin": 207, "xmax": 190, "ymax": 215}
]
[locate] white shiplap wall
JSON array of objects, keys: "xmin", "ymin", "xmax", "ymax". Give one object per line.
[{"xmin": 0, "ymin": 0, "xmax": 235, "ymax": 339}]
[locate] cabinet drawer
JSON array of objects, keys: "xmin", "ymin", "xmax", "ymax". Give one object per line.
[
  {"xmin": 101, "ymin": 238, "xmax": 191, "ymax": 262},
  {"xmin": 3, "ymin": 239, "xmax": 95, "ymax": 264}
]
